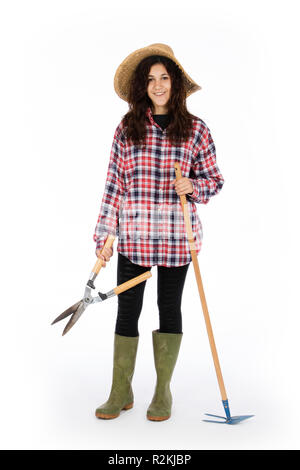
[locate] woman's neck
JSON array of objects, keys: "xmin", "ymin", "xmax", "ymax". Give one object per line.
[{"xmin": 151, "ymin": 105, "xmax": 169, "ymax": 115}]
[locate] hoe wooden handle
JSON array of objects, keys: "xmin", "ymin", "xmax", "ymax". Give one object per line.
[
  {"xmin": 174, "ymin": 162, "xmax": 228, "ymax": 402},
  {"xmin": 174, "ymin": 163, "xmax": 197, "ymax": 251},
  {"xmin": 92, "ymin": 234, "xmax": 116, "ymax": 275},
  {"xmin": 114, "ymin": 271, "xmax": 152, "ymax": 295}
]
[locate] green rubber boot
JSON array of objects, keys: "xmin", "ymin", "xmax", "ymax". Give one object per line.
[
  {"xmin": 147, "ymin": 329, "xmax": 183, "ymax": 421},
  {"xmin": 95, "ymin": 334, "xmax": 139, "ymax": 419}
]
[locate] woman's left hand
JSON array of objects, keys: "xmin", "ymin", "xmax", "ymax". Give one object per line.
[{"xmin": 171, "ymin": 177, "xmax": 194, "ymax": 196}]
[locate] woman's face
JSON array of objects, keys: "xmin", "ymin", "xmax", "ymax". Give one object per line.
[{"xmin": 147, "ymin": 63, "xmax": 171, "ymax": 114}]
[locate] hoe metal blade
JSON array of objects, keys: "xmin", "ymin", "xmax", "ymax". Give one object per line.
[
  {"xmin": 203, "ymin": 400, "xmax": 254, "ymax": 425},
  {"xmin": 203, "ymin": 413, "xmax": 254, "ymax": 425}
]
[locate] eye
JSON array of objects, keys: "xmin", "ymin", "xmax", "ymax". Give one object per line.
[{"xmin": 147, "ymin": 76, "xmax": 169, "ymax": 82}]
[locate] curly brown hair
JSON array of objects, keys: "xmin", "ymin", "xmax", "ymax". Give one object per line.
[{"xmin": 122, "ymin": 55, "xmax": 198, "ymax": 147}]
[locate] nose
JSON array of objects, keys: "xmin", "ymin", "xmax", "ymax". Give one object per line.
[{"xmin": 151, "ymin": 78, "xmax": 164, "ymax": 87}]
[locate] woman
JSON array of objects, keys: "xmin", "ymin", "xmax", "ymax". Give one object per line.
[{"xmin": 93, "ymin": 43, "xmax": 224, "ymax": 421}]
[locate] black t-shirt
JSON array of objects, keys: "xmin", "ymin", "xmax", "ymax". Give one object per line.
[{"xmin": 153, "ymin": 114, "xmax": 170, "ymax": 130}]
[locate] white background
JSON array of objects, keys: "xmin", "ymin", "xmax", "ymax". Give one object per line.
[{"xmin": 0, "ymin": 0, "xmax": 299, "ymax": 450}]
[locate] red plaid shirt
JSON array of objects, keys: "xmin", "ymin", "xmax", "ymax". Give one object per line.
[{"xmin": 93, "ymin": 106, "xmax": 224, "ymax": 267}]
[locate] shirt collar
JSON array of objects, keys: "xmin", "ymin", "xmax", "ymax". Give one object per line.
[
  {"xmin": 146, "ymin": 106, "xmax": 169, "ymax": 132},
  {"xmin": 146, "ymin": 106, "xmax": 155, "ymax": 126}
]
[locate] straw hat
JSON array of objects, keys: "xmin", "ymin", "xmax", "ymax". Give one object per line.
[{"xmin": 113, "ymin": 43, "xmax": 201, "ymax": 103}]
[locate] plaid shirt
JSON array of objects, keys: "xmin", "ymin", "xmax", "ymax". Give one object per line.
[{"xmin": 93, "ymin": 106, "xmax": 224, "ymax": 267}]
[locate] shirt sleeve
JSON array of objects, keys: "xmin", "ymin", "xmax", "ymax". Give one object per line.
[
  {"xmin": 93, "ymin": 124, "xmax": 125, "ymax": 253},
  {"xmin": 186, "ymin": 124, "xmax": 224, "ymax": 204}
]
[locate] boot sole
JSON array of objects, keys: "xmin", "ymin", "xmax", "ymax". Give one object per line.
[
  {"xmin": 147, "ymin": 414, "xmax": 170, "ymax": 421},
  {"xmin": 95, "ymin": 402, "xmax": 133, "ymax": 419}
]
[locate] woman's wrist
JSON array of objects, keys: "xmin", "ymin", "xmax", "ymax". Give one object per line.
[{"xmin": 188, "ymin": 179, "xmax": 194, "ymax": 195}]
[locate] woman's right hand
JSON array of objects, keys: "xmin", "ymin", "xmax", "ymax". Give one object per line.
[{"xmin": 96, "ymin": 245, "xmax": 114, "ymax": 267}]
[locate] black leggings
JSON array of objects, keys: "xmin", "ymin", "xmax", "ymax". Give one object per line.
[{"xmin": 115, "ymin": 253, "xmax": 190, "ymax": 337}]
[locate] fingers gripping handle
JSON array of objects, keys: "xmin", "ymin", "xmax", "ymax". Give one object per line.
[
  {"xmin": 92, "ymin": 234, "xmax": 116, "ymax": 275},
  {"xmin": 174, "ymin": 162, "xmax": 186, "ymax": 204}
]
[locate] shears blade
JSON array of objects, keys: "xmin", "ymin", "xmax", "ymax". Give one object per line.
[
  {"xmin": 51, "ymin": 300, "xmax": 82, "ymax": 326},
  {"xmin": 61, "ymin": 301, "xmax": 87, "ymax": 336},
  {"xmin": 51, "ymin": 299, "xmax": 88, "ymax": 335}
]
